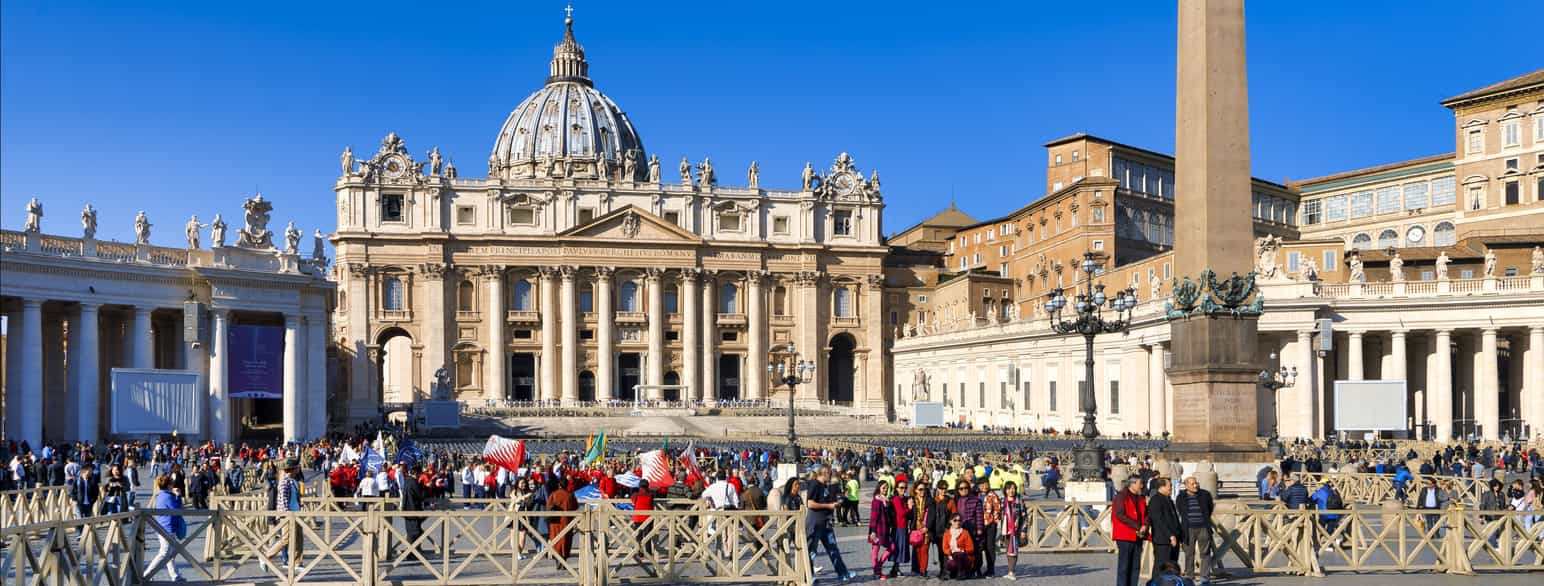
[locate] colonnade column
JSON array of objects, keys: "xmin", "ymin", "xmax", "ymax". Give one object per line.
[
  {"xmin": 1479, "ymin": 328, "xmax": 1500, "ymax": 440},
  {"xmin": 644, "ymin": 269, "xmax": 665, "ymax": 399},
  {"xmin": 3, "ymin": 305, "xmax": 19, "ymax": 441},
  {"xmin": 1528, "ymin": 326, "xmax": 1544, "ymax": 438},
  {"xmin": 1147, "ymin": 343, "xmax": 1166, "ymax": 435},
  {"xmin": 746, "ymin": 271, "xmax": 767, "ymax": 401},
  {"xmin": 1390, "ymin": 331, "xmax": 1408, "ymax": 380},
  {"xmin": 680, "ymin": 269, "xmax": 700, "ymax": 403},
  {"xmin": 595, "ymin": 267, "xmax": 615, "ymax": 403},
  {"xmin": 305, "ymin": 314, "xmax": 327, "ymax": 439},
  {"xmin": 701, "ymin": 271, "xmax": 718, "ymax": 403},
  {"xmin": 282, "ymin": 314, "xmax": 302, "ymax": 442},
  {"xmin": 483, "ymin": 267, "xmax": 506, "ymax": 401},
  {"xmin": 539, "ymin": 267, "xmax": 559, "ymax": 402},
  {"xmin": 1347, "ymin": 331, "xmax": 1364, "ymax": 381},
  {"xmin": 74, "ymin": 303, "xmax": 101, "ymax": 444},
  {"xmin": 16, "ymin": 299, "xmax": 45, "ymax": 448},
  {"xmin": 1126, "ymin": 345, "xmax": 1151, "ymax": 434},
  {"xmin": 559, "ymin": 266, "xmax": 578, "ymax": 405},
  {"xmin": 209, "ymin": 309, "xmax": 232, "ymax": 444},
  {"xmin": 1431, "ymin": 330, "xmax": 1453, "ymax": 441},
  {"xmin": 133, "ymin": 306, "xmax": 154, "ymax": 369},
  {"xmin": 1293, "ymin": 330, "xmax": 1315, "ymax": 439}
]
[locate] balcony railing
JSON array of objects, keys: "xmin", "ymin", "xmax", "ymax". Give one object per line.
[
  {"xmin": 1, "ymin": 229, "xmax": 325, "ymax": 276},
  {"xmin": 716, "ymin": 313, "xmax": 747, "ymax": 326},
  {"xmin": 455, "ymin": 310, "xmax": 480, "ymax": 321},
  {"xmin": 833, "ymin": 316, "xmax": 861, "ymax": 327},
  {"xmin": 615, "ymin": 311, "xmax": 647, "ymax": 323},
  {"xmin": 381, "ymin": 309, "xmax": 412, "ymax": 321},
  {"xmin": 506, "ymin": 310, "xmax": 540, "ymax": 323}
]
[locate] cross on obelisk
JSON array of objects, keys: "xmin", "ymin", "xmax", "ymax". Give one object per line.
[{"xmin": 1167, "ymin": 0, "xmax": 1271, "ymax": 474}]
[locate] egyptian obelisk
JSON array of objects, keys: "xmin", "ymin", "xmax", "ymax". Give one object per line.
[{"xmin": 1167, "ymin": 0, "xmax": 1272, "ymax": 476}]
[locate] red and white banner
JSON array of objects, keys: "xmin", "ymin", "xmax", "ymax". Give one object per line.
[
  {"xmin": 678, "ymin": 442, "xmax": 704, "ymax": 486},
  {"xmin": 639, "ymin": 450, "xmax": 676, "ymax": 489},
  {"xmin": 482, "ymin": 435, "xmax": 526, "ymax": 473}
]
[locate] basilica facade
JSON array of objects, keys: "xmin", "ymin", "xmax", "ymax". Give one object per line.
[{"xmin": 331, "ymin": 17, "xmax": 890, "ymax": 421}]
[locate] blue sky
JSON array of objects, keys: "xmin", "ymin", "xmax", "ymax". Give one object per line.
[{"xmin": 3, "ymin": 0, "xmax": 1540, "ymax": 246}]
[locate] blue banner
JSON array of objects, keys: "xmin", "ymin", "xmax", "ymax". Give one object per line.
[{"xmin": 228, "ymin": 324, "xmax": 283, "ymax": 399}]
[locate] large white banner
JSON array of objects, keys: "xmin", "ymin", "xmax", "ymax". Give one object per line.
[
  {"xmin": 111, "ymin": 368, "xmax": 202, "ymax": 435},
  {"xmin": 1333, "ymin": 380, "xmax": 1407, "ymax": 432},
  {"xmin": 912, "ymin": 401, "xmax": 946, "ymax": 428}
]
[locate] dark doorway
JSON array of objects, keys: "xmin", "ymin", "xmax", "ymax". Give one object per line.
[
  {"xmin": 618, "ymin": 353, "xmax": 642, "ymax": 401},
  {"xmin": 828, "ymin": 333, "xmax": 856, "ymax": 404},
  {"xmin": 578, "ymin": 371, "xmax": 595, "ymax": 402},
  {"xmin": 511, "ymin": 353, "xmax": 536, "ymax": 401},
  {"xmin": 663, "ymin": 372, "xmax": 680, "ymax": 402},
  {"xmin": 718, "ymin": 354, "xmax": 740, "ymax": 401}
]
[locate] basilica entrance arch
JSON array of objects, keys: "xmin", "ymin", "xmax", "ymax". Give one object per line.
[
  {"xmin": 377, "ymin": 328, "xmax": 415, "ymax": 404},
  {"xmin": 827, "ymin": 333, "xmax": 856, "ymax": 405}
]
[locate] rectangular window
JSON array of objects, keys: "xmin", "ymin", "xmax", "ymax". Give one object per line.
[
  {"xmin": 959, "ymin": 383, "xmax": 965, "ymax": 408},
  {"xmin": 1467, "ymin": 129, "xmax": 1483, "ymax": 154},
  {"xmin": 1349, "ymin": 190, "xmax": 1373, "ymax": 218},
  {"xmin": 1375, "ymin": 187, "xmax": 1400, "ymax": 214},
  {"xmin": 1536, "ymin": 116, "xmax": 1544, "ymax": 141},
  {"xmin": 1431, "ymin": 176, "xmax": 1456, "ymax": 206},
  {"xmin": 513, "ymin": 329, "xmax": 533, "ymax": 340},
  {"xmin": 1505, "ymin": 180, "xmax": 1520, "ymax": 205},
  {"xmin": 772, "ymin": 215, "xmax": 790, "ymax": 235},
  {"xmin": 1505, "ymin": 158, "xmax": 1519, "ymax": 171},
  {"xmin": 664, "ymin": 288, "xmax": 678, "ymax": 313},
  {"xmin": 578, "ymin": 208, "xmax": 595, "ymax": 224},
  {"xmin": 455, "ymin": 206, "xmax": 475, "ymax": 225},
  {"xmin": 1502, "ymin": 120, "xmax": 1520, "ymax": 147},
  {"xmin": 381, "ymin": 194, "xmax": 404, "ymax": 222},
  {"xmin": 510, "ymin": 207, "xmax": 536, "ymax": 225},
  {"xmin": 1048, "ymin": 380, "xmax": 1057, "ymax": 412},
  {"xmin": 664, "ymin": 211, "xmax": 681, "ymax": 226},
  {"xmin": 979, "ymin": 382, "xmax": 986, "ymax": 408},
  {"xmin": 580, "ymin": 329, "xmax": 594, "ymax": 340},
  {"xmin": 1403, "ymin": 182, "xmax": 1429, "ymax": 210},
  {"xmin": 833, "ymin": 210, "xmax": 853, "ymax": 236},
  {"xmin": 718, "ymin": 213, "xmax": 742, "ymax": 232},
  {"xmin": 1110, "ymin": 380, "xmax": 1120, "ymax": 415},
  {"xmin": 665, "ymin": 330, "xmax": 679, "ymax": 341},
  {"xmin": 1460, "ymin": 269, "xmax": 1474, "ymax": 279},
  {"xmin": 1323, "ymin": 250, "xmax": 1338, "ymax": 272},
  {"xmin": 1420, "ymin": 270, "xmax": 1434, "ymax": 281},
  {"xmin": 987, "ymin": 229, "xmax": 995, "ymax": 240},
  {"xmin": 1021, "ymin": 369, "xmax": 1031, "ymax": 408},
  {"xmin": 1302, "ymin": 200, "xmax": 1322, "ymax": 225},
  {"xmin": 1287, "ymin": 251, "xmax": 1300, "ymax": 272},
  {"xmin": 999, "ymin": 245, "xmax": 1008, "ymax": 257},
  {"xmin": 1323, "ymin": 195, "xmax": 1347, "ymax": 221},
  {"xmin": 1093, "ymin": 240, "xmax": 1105, "ymax": 251},
  {"xmin": 720, "ymin": 331, "xmax": 737, "ymax": 342}
]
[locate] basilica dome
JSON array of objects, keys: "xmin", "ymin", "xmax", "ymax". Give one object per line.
[{"xmin": 489, "ymin": 17, "xmax": 646, "ymax": 181}]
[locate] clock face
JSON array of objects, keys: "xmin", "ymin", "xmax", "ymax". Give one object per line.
[
  {"xmin": 832, "ymin": 172, "xmax": 857, "ymax": 196},
  {"xmin": 1408, "ymin": 226, "xmax": 1425, "ymax": 243},
  {"xmin": 384, "ymin": 156, "xmax": 406, "ymax": 178}
]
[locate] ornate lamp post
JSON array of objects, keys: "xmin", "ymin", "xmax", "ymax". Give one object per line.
[
  {"xmin": 1045, "ymin": 252, "xmax": 1138, "ymax": 482},
  {"xmin": 768, "ymin": 344, "xmax": 815, "ymax": 470},
  {"xmin": 1258, "ymin": 356, "xmax": 1297, "ymax": 457}
]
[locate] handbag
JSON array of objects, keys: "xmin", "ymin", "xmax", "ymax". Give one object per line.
[{"xmin": 909, "ymin": 528, "xmax": 926, "ymax": 546}]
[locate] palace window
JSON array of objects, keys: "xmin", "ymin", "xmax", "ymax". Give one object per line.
[
  {"xmin": 512, "ymin": 279, "xmax": 534, "ymax": 311},
  {"xmin": 1323, "ymin": 195, "xmax": 1347, "ymax": 221},
  {"xmin": 381, "ymin": 194, "xmax": 404, "ymax": 223},
  {"xmin": 719, "ymin": 283, "xmax": 739, "ymax": 314},
  {"xmin": 1505, "ymin": 158, "xmax": 1519, "ymax": 171},
  {"xmin": 1302, "ymin": 200, "xmax": 1322, "ymax": 225},
  {"xmin": 1536, "ymin": 115, "xmax": 1544, "ymax": 141},
  {"xmin": 1467, "ymin": 129, "xmax": 1483, "ymax": 154},
  {"xmin": 772, "ymin": 215, "xmax": 790, "ymax": 235},
  {"xmin": 1072, "ymin": 150, "xmax": 1080, "ymax": 162},
  {"xmin": 1505, "ymin": 180, "xmax": 1520, "ymax": 205},
  {"xmin": 383, "ymin": 277, "xmax": 405, "ymax": 310},
  {"xmin": 457, "ymin": 280, "xmax": 475, "ymax": 312},
  {"xmin": 1377, "ymin": 230, "xmax": 1399, "ymax": 249},
  {"xmin": 510, "ymin": 207, "xmax": 536, "ymax": 225},
  {"xmin": 663, "ymin": 211, "xmax": 681, "ymax": 226},
  {"xmin": 834, "ymin": 286, "xmax": 853, "ymax": 318},
  {"xmin": 1109, "ymin": 379, "xmax": 1120, "ymax": 415},
  {"xmin": 619, "ymin": 281, "xmax": 639, "ymax": 312},
  {"xmin": 1431, "ymin": 176, "xmax": 1456, "ymax": 206},
  {"xmin": 1048, "ymin": 380, "xmax": 1058, "ymax": 412},
  {"xmin": 718, "ymin": 212, "xmax": 742, "ymax": 232},
  {"xmin": 1469, "ymin": 185, "xmax": 1485, "ymax": 210},
  {"xmin": 1434, "ymin": 222, "xmax": 1456, "ymax": 246},
  {"xmin": 456, "ymin": 354, "xmax": 474, "ymax": 389},
  {"xmin": 1322, "ymin": 250, "xmax": 1338, "ymax": 272},
  {"xmin": 833, "ymin": 210, "xmax": 853, "ymax": 236},
  {"xmin": 1403, "ymin": 182, "xmax": 1429, "ymax": 210},
  {"xmin": 1503, "ymin": 120, "xmax": 1520, "ymax": 147},
  {"xmin": 1287, "ymin": 251, "xmax": 1300, "ymax": 272},
  {"xmin": 1349, "ymin": 191, "xmax": 1373, "ymax": 218}
]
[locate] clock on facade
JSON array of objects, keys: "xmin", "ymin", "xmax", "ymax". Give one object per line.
[
  {"xmin": 384, "ymin": 156, "xmax": 407, "ymax": 178},
  {"xmin": 1407, "ymin": 226, "xmax": 1425, "ymax": 243},
  {"xmin": 831, "ymin": 172, "xmax": 857, "ymax": 196}
]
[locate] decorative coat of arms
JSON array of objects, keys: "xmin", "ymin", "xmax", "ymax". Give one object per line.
[
  {"xmin": 621, "ymin": 212, "xmax": 641, "ymax": 238},
  {"xmin": 236, "ymin": 194, "xmax": 275, "ymax": 249}
]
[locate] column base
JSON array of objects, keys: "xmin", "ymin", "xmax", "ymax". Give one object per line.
[
  {"xmin": 1165, "ymin": 442, "xmax": 1276, "ymax": 483},
  {"xmin": 1065, "ymin": 480, "xmax": 1109, "ymax": 503}
]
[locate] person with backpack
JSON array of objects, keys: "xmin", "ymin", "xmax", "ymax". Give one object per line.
[{"xmin": 1310, "ymin": 480, "xmax": 1345, "ymax": 551}]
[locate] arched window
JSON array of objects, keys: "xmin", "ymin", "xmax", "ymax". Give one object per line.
[
  {"xmin": 719, "ymin": 283, "xmax": 739, "ymax": 314},
  {"xmin": 1377, "ymin": 229, "xmax": 1399, "ymax": 249},
  {"xmin": 383, "ymin": 277, "xmax": 405, "ymax": 311},
  {"xmin": 619, "ymin": 281, "xmax": 639, "ymax": 312},
  {"xmin": 1350, "ymin": 233, "xmax": 1372, "ymax": 250},
  {"xmin": 834, "ymin": 286, "xmax": 853, "ymax": 318},
  {"xmin": 457, "ymin": 280, "xmax": 475, "ymax": 312},
  {"xmin": 1434, "ymin": 222, "xmax": 1456, "ymax": 246},
  {"xmin": 773, "ymin": 285, "xmax": 788, "ymax": 316},
  {"xmin": 512, "ymin": 279, "xmax": 534, "ymax": 311}
]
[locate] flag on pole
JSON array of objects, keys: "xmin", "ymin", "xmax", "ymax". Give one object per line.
[
  {"xmin": 373, "ymin": 431, "xmax": 385, "ymax": 455},
  {"xmin": 360, "ymin": 444, "xmax": 386, "ymax": 474},
  {"xmin": 341, "ymin": 443, "xmax": 359, "ymax": 465},
  {"xmin": 678, "ymin": 441, "xmax": 704, "ymax": 486},
  {"xmin": 583, "ymin": 428, "xmax": 607, "ymax": 466},
  {"xmin": 395, "ymin": 439, "xmax": 422, "ymax": 465},
  {"xmin": 482, "ymin": 435, "xmax": 527, "ymax": 473},
  {"xmin": 638, "ymin": 450, "xmax": 675, "ymax": 489}
]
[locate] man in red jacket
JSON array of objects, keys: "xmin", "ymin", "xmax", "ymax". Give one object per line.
[{"xmin": 1112, "ymin": 476, "xmax": 1148, "ymax": 586}]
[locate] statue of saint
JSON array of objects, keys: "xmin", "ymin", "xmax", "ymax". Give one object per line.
[
  {"xmin": 81, "ymin": 204, "xmax": 97, "ymax": 240},
  {"xmin": 340, "ymin": 146, "xmax": 355, "ymax": 176},
  {"xmin": 23, "ymin": 197, "xmax": 42, "ymax": 234},
  {"xmin": 647, "ymin": 153, "xmax": 660, "ymax": 183},
  {"xmin": 428, "ymin": 147, "xmax": 443, "ymax": 176},
  {"xmin": 801, "ymin": 162, "xmax": 816, "ymax": 190},
  {"xmin": 1348, "ymin": 252, "xmax": 1365, "ymax": 283},
  {"xmin": 431, "ymin": 367, "xmax": 452, "ymax": 400},
  {"xmin": 679, "ymin": 156, "xmax": 692, "ymax": 185},
  {"xmin": 595, "ymin": 152, "xmax": 610, "ymax": 180},
  {"xmin": 1435, "ymin": 251, "xmax": 1450, "ymax": 280},
  {"xmin": 748, "ymin": 160, "xmax": 760, "ymax": 188},
  {"xmin": 622, "ymin": 149, "xmax": 637, "ymax": 182},
  {"xmin": 284, "ymin": 221, "xmax": 302, "ymax": 253},
  {"xmin": 312, "ymin": 229, "xmax": 327, "ymax": 260},
  {"xmin": 1483, "ymin": 248, "xmax": 1497, "ymax": 278},
  {"xmin": 698, "ymin": 157, "xmax": 715, "ymax": 186},
  {"xmin": 1389, "ymin": 252, "xmax": 1404, "ymax": 282},
  {"xmin": 134, "ymin": 211, "xmax": 152, "ymax": 245},
  {"xmin": 210, "ymin": 214, "xmax": 228, "ymax": 248},
  {"xmin": 185, "ymin": 215, "xmax": 205, "ymax": 249},
  {"xmin": 869, "ymin": 170, "xmax": 881, "ymax": 194},
  {"xmin": 1532, "ymin": 245, "xmax": 1543, "ymax": 276}
]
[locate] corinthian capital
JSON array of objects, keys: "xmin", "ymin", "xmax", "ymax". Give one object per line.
[
  {"xmin": 477, "ymin": 265, "xmax": 506, "ymax": 281},
  {"xmin": 593, "ymin": 266, "xmax": 615, "ymax": 281},
  {"xmin": 417, "ymin": 263, "xmax": 450, "ymax": 280},
  {"xmin": 644, "ymin": 267, "xmax": 666, "ymax": 280}
]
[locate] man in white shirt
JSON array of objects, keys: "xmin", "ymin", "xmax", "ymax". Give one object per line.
[{"xmin": 703, "ymin": 471, "xmax": 740, "ymax": 511}]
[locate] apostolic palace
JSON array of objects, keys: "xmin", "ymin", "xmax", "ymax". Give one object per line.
[{"xmin": 2, "ymin": 15, "xmax": 1543, "ymax": 446}]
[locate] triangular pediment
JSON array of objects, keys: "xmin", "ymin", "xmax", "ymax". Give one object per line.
[{"xmin": 558, "ymin": 205, "xmax": 703, "ymax": 243}]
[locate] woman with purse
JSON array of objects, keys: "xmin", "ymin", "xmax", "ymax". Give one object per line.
[
  {"xmin": 869, "ymin": 481, "xmax": 896, "ymax": 580},
  {"xmin": 907, "ymin": 482, "xmax": 932, "ymax": 577},
  {"xmin": 1000, "ymin": 480, "xmax": 1028, "ymax": 580}
]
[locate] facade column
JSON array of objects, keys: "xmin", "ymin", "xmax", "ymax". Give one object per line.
[
  {"xmin": 420, "ymin": 265, "xmax": 447, "ymax": 399},
  {"xmin": 306, "ymin": 315, "xmax": 327, "ymax": 439},
  {"xmin": 701, "ymin": 271, "xmax": 718, "ymax": 403},
  {"xmin": 644, "ymin": 269, "xmax": 665, "ymax": 399},
  {"xmin": 1390, "ymin": 331, "xmax": 1408, "ymax": 380},
  {"xmin": 1126, "ymin": 345, "xmax": 1151, "ymax": 435},
  {"xmin": 132, "ymin": 306, "xmax": 154, "ymax": 369},
  {"xmin": 1431, "ymin": 330, "xmax": 1453, "ymax": 441},
  {"xmin": 16, "ymin": 299, "xmax": 45, "ymax": 448},
  {"xmin": 1479, "ymin": 328, "xmax": 1500, "ymax": 440},
  {"xmin": 798, "ymin": 272, "xmax": 826, "ymax": 403},
  {"xmin": 746, "ymin": 272, "xmax": 767, "ymax": 401},
  {"xmin": 681, "ymin": 269, "xmax": 700, "ymax": 403},
  {"xmin": 1527, "ymin": 326, "xmax": 1544, "ymax": 440},
  {"xmin": 559, "ymin": 266, "xmax": 578, "ymax": 405},
  {"xmin": 1290, "ymin": 330, "xmax": 1315, "ymax": 439},
  {"xmin": 181, "ymin": 306, "xmax": 208, "ymax": 441},
  {"xmin": 595, "ymin": 267, "xmax": 615, "ymax": 403},
  {"xmin": 344, "ymin": 265, "xmax": 375, "ymax": 421},
  {"xmin": 283, "ymin": 314, "xmax": 302, "ymax": 442},
  {"xmin": 209, "ymin": 309, "xmax": 232, "ymax": 444},
  {"xmin": 539, "ymin": 267, "xmax": 559, "ymax": 402},
  {"xmin": 1347, "ymin": 331, "xmax": 1365, "ymax": 381},
  {"xmin": 1147, "ymin": 343, "xmax": 1166, "ymax": 435},
  {"xmin": 483, "ymin": 267, "xmax": 506, "ymax": 402}
]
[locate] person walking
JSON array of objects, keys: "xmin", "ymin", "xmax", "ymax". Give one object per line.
[
  {"xmin": 1310, "ymin": 479, "xmax": 1345, "ymax": 551},
  {"xmin": 142, "ymin": 475, "xmax": 185, "ymax": 582},
  {"xmin": 1148, "ymin": 478, "xmax": 1184, "ymax": 584},
  {"xmin": 103, "ymin": 464, "xmax": 129, "ymax": 515},
  {"xmin": 70, "ymin": 463, "xmax": 101, "ymax": 520},
  {"xmin": 1112, "ymin": 477, "xmax": 1148, "ymax": 586},
  {"xmin": 999, "ymin": 480, "xmax": 1027, "ymax": 581},
  {"xmin": 546, "ymin": 476, "xmax": 578, "ymax": 560},
  {"xmin": 869, "ymin": 481, "xmax": 896, "ymax": 580},
  {"xmin": 1174, "ymin": 477, "xmax": 1215, "ymax": 583},
  {"xmin": 805, "ymin": 465, "xmax": 856, "ymax": 581},
  {"xmin": 842, "ymin": 469, "xmax": 861, "ymax": 526},
  {"xmin": 265, "ymin": 459, "xmax": 304, "ymax": 567}
]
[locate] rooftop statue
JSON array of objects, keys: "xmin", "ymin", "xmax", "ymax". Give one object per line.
[
  {"xmin": 748, "ymin": 160, "xmax": 760, "ymax": 189},
  {"xmin": 236, "ymin": 194, "xmax": 276, "ymax": 249},
  {"xmin": 341, "ymin": 146, "xmax": 355, "ymax": 176},
  {"xmin": 647, "ymin": 154, "xmax": 660, "ymax": 183},
  {"xmin": 1435, "ymin": 251, "xmax": 1450, "ymax": 280},
  {"xmin": 185, "ymin": 215, "xmax": 205, "ymax": 249},
  {"xmin": 210, "ymin": 214, "xmax": 228, "ymax": 248},
  {"xmin": 285, "ymin": 221, "xmax": 302, "ymax": 254},
  {"xmin": 134, "ymin": 211, "xmax": 152, "ymax": 246},
  {"xmin": 81, "ymin": 204, "xmax": 97, "ymax": 240},
  {"xmin": 23, "ymin": 197, "xmax": 42, "ymax": 234}
]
